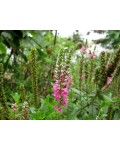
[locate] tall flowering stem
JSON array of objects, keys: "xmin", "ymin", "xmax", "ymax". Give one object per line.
[
  {"xmin": 31, "ymin": 48, "xmax": 39, "ymax": 108},
  {"xmin": 79, "ymin": 46, "xmax": 88, "ymax": 100},
  {"xmin": 106, "ymin": 105, "xmax": 114, "ymax": 120},
  {"xmin": 102, "ymin": 49, "xmax": 120, "ymax": 90},
  {"xmin": 0, "ymin": 63, "xmax": 9, "ymax": 119},
  {"xmin": 20, "ymin": 84, "xmax": 26, "ymax": 103},
  {"xmin": 94, "ymin": 66, "xmax": 100, "ymax": 89},
  {"xmin": 112, "ymin": 62, "xmax": 120, "ymax": 81},
  {"xmin": 22, "ymin": 101, "xmax": 29, "ymax": 120},
  {"xmin": 105, "ymin": 52, "xmax": 110, "ymax": 65},
  {"xmin": 84, "ymin": 61, "xmax": 88, "ymax": 84},
  {"xmin": 88, "ymin": 47, "xmax": 96, "ymax": 87},
  {"xmin": 52, "ymin": 48, "xmax": 73, "ymax": 112},
  {"xmin": 79, "ymin": 53, "xmax": 84, "ymax": 102},
  {"xmin": 98, "ymin": 51, "xmax": 107, "ymax": 89},
  {"xmin": 106, "ymin": 49, "xmax": 120, "ymax": 77},
  {"xmin": 89, "ymin": 58, "xmax": 94, "ymax": 87}
]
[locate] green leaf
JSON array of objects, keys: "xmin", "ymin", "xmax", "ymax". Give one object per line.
[
  {"xmin": 102, "ymin": 94, "xmax": 113, "ymax": 102},
  {"xmin": 36, "ymin": 48, "xmax": 47, "ymax": 59},
  {"xmin": 115, "ymin": 32, "xmax": 120, "ymax": 40},
  {"xmin": 11, "ymin": 93, "xmax": 21, "ymax": 104},
  {"xmin": 71, "ymin": 88, "xmax": 80, "ymax": 95},
  {"xmin": 71, "ymin": 88, "xmax": 83, "ymax": 96},
  {"xmin": 0, "ymin": 42, "xmax": 6, "ymax": 54},
  {"xmin": 29, "ymin": 107, "xmax": 36, "ymax": 114}
]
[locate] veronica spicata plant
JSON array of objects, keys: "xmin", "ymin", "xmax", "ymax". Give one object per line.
[{"xmin": 52, "ymin": 48, "xmax": 73, "ymax": 112}]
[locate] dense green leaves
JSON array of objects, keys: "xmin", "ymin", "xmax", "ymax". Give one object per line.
[{"xmin": 0, "ymin": 42, "xmax": 6, "ymax": 54}]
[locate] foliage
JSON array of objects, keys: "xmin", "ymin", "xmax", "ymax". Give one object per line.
[
  {"xmin": 94, "ymin": 30, "xmax": 120, "ymax": 49},
  {"xmin": 0, "ymin": 30, "xmax": 120, "ymax": 120}
]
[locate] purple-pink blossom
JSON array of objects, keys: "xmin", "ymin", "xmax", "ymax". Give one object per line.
[
  {"xmin": 80, "ymin": 46, "xmax": 88, "ymax": 54},
  {"xmin": 54, "ymin": 105, "xmax": 62, "ymax": 112},
  {"xmin": 61, "ymin": 88, "xmax": 68, "ymax": 95},
  {"xmin": 89, "ymin": 52, "xmax": 96, "ymax": 59},
  {"xmin": 52, "ymin": 72, "xmax": 72, "ymax": 112}
]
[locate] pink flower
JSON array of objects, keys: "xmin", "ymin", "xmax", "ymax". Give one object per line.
[
  {"xmin": 62, "ymin": 76, "xmax": 73, "ymax": 88},
  {"xmin": 80, "ymin": 46, "xmax": 87, "ymax": 54},
  {"xmin": 60, "ymin": 73, "xmax": 65, "ymax": 81},
  {"xmin": 66, "ymin": 76, "xmax": 73, "ymax": 87},
  {"xmin": 54, "ymin": 105, "xmax": 59, "ymax": 110},
  {"xmin": 81, "ymin": 46, "xmax": 86, "ymax": 51},
  {"xmin": 52, "ymin": 81, "xmax": 61, "ymax": 101},
  {"xmin": 53, "ymin": 74, "xmax": 58, "ymax": 79},
  {"xmin": 61, "ymin": 97, "xmax": 68, "ymax": 106},
  {"xmin": 89, "ymin": 52, "xmax": 96, "ymax": 59},
  {"xmin": 54, "ymin": 105, "xmax": 62, "ymax": 112},
  {"xmin": 53, "ymin": 72, "xmax": 72, "ymax": 111},
  {"xmin": 53, "ymin": 82, "xmax": 60, "ymax": 90},
  {"xmin": 61, "ymin": 88, "xmax": 68, "ymax": 95},
  {"xmin": 57, "ymin": 107, "xmax": 62, "ymax": 112},
  {"xmin": 103, "ymin": 76, "xmax": 112, "ymax": 88}
]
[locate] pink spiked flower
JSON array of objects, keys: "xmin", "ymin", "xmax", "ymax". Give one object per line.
[
  {"xmin": 53, "ymin": 73, "xmax": 72, "ymax": 112},
  {"xmin": 53, "ymin": 48, "xmax": 73, "ymax": 112}
]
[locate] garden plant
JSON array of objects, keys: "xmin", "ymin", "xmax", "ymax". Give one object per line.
[{"xmin": 0, "ymin": 30, "xmax": 120, "ymax": 120}]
